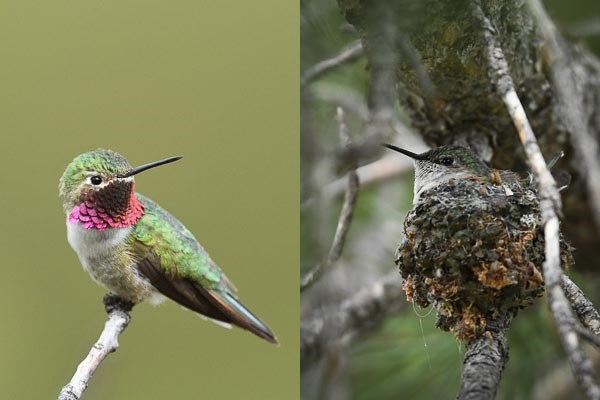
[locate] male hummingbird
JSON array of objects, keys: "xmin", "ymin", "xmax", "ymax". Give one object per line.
[{"xmin": 59, "ymin": 149, "xmax": 277, "ymax": 344}]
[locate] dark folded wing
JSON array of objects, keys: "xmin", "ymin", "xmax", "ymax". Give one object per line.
[
  {"xmin": 137, "ymin": 257, "xmax": 278, "ymax": 344},
  {"xmin": 137, "ymin": 258, "xmax": 228, "ymax": 322}
]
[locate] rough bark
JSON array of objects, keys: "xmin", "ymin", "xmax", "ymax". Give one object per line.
[
  {"xmin": 562, "ymin": 275, "xmax": 600, "ymax": 335},
  {"xmin": 457, "ymin": 317, "xmax": 511, "ymax": 400}
]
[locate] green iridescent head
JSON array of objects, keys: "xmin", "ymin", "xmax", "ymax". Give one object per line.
[{"xmin": 59, "ymin": 149, "xmax": 181, "ymax": 213}]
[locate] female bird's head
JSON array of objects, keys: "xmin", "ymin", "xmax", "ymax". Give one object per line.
[{"xmin": 383, "ymin": 144, "xmax": 490, "ymax": 201}]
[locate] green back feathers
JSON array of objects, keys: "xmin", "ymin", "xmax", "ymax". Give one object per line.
[
  {"xmin": 132, "ymin": 194, "xmax": 227, "ymax": 291},
  {"xmin": 132, "ymin": 195, "xmax": 276, "ymax": 343}
]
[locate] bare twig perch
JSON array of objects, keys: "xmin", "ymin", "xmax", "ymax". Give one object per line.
[
  {"xmin": 301, "ymin": 107, "xmax": 359, "ymax": 291},
  {"xmin": 474, "ymin": 2, "xmax": 600, "ymax": 398},
  {"xmin": 328, "ymin": 109, "xmax": 358, "ymax": 265},
  {"xmin": 300, "ymin": 40, "xmax": 364, "ymax": 86},
  {"xmin": 57, "ymin": 295, "xmax": 134, "ymax": 400}
]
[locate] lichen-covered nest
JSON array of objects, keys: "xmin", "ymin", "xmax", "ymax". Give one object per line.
[{"xmin": 396, "ymin": 178, "xmax": 574, "ymax": 341}]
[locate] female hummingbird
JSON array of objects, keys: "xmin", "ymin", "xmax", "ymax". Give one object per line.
[
  {"xmin": 59, "ymin": 149, "xmax": 277, "ymax": 344},
  {"xmin": 382, "ymin": 143, "xmax": 569, "ymax": 203},
  {"xmin": 382, "ymin": 143, "xmax": 572, "ymax": 340}
]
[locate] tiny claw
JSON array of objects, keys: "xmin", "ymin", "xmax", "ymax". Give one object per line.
[{"xmin": 103, "ymin": 294, "xmax": 135, "ymax": 314}]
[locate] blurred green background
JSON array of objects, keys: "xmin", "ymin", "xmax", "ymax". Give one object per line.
[{"xmin": 0, "ymin": 1, "xmax": 297, "ymax": 399}]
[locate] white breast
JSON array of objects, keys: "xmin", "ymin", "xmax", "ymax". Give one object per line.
[
  {"xmin": 66, "ymin": 219, "xmax": 131, "ymax": 272},
  {"xmin": 66, "ymin": 218, "xmax": 160, "ymax": 303},
  {"xmin": 413, "ymin": 171, "xmax": 471, "ymax": 204}
]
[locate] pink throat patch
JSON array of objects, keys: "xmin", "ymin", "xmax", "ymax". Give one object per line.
[{"xmin": 69, "ymin": 194, "xmax": 144, "ymax": 231}]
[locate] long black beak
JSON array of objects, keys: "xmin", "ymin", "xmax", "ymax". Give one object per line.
[
  {"xmin": 382, "ymin": 143, "xmax": 425, "ymax": 160},
  {"xmin": 117, "ymin": 156, "xmax": 182, "ymax": 178}
]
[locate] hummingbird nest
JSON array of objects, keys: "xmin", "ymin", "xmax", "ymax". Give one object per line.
[{"xmin": 397, "ymin": 177, "xmax": 574, "ymax": 341}]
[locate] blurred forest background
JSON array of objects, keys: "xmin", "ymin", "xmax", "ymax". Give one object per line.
[
  {"xmin": 0, "ymin": 1, "xmax": 297, "ymax": 399},
  {"xmin": 301, "ymin": 0, "xmax": 600, "ymax": 399}
]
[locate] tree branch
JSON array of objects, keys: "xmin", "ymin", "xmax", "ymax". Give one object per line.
[
  {"xmin": 562, "ymin": 275, "xmax": 600, "ymax": 335},
  {"xmin": 574, "ymin": 324, "xmax": 600, "ymax": 350},
  {"xmin": 474, "ymin": 2, "xmax": 600, "ymax": 398},
  {"xmin": 533, "ymin": 349, "xmax": 600, "ymax": 400},
  {"xmin": 301, "ymin": 107, "xmax": 360, "ymax": 291},
  {"xmin": 57, "ymin": 295, "xmax": 134, "ymax": 400},
  {"xmin": 311, "ymin": 84, "xmax": 369, "ymax": 121},
  {"xmin": 339, "ymin": 0, "xmax": 600, "ymax": 268},
  {"xmin": 336, "ymin": 0, "xmax": 401, "ymax": 167},
  {"xmin": 301, "ymin": 271, "xmax": 404, "ymax": 364},
  {"xmin": 319, "ymin": 154, "xmax": 413, "ymax": 203},
  {"xmin": 323, "ymin": 0, "xmax": 600, "ymax": 396},
  {"xmin": 528, "ymin": 0, "xmax": 600, "ymax": 234},
  {"xmin": 457, "ymin": 318, "xmax": 511, "ymax": 400},
  {"xmin": 301, "ymin": 129, "xmax": 426, "ymax": 211},
  {"xmin": 301, "ymin": 40, "xmax": 364, "ymax": 87}
]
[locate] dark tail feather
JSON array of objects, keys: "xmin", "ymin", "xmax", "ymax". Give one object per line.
[
  {"xmin": 197, "ymin": 285, "xmax": 278, "ymax": 345},
  {"xmin": 137, "ymin": 258, "xmax": 278, "ymax": 343}
]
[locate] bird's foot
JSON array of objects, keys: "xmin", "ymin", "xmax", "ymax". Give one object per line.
[{"xmin": 103, "ymin": 294, "xmax": 135, "ymax": 314}]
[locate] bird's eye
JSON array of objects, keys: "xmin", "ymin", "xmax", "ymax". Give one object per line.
[
  {"xmin": 90, "ymin": 176, "xmax": 102, "ymax": 185},
  {"xmin": 440, "ymin": 157, "xmax": 454, "ymax": 166}
]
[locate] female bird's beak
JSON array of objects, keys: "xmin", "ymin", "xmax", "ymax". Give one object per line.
[{"xmin": 382, "ymin": 143, "xmax": 426, "ymax": 160}]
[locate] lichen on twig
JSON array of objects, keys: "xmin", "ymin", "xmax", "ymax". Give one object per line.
[{"xmin": 474, "ymin": 1, "xmax": 600, "ymax": 397}]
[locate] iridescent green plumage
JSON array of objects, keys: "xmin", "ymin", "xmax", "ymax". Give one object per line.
[
  {"xmin": 131, "ymin": 194, "xmax": 275, "ymax": 342},
  {"xmin": 132, "ymin": 194, "xmax": 224, "ymax": 289},
  {"xmin": 60, "ymin": 149, "xmax": 277, "ymax": 344}
]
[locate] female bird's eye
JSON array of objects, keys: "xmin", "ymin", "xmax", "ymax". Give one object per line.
[
  {"xmin": 440, "ymin": 157, "xmax": 454, "ymax": 166},
  {"xmin": 90, "ymin": 176, "xmax": 102, "ymax": 185}
]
